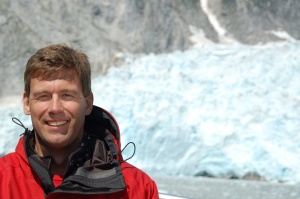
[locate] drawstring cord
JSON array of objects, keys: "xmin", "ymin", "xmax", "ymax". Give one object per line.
[
  {"xmin": 120, "ymin": 142, "xmax": 136, "ymax": 162},
  {"xmin": 12, "ymin": 117, "xmax": 29, "ymax": 136}
]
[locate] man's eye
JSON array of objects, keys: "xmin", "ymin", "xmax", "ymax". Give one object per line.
[
  {"xmin": 37, "ymin": 95, "xmax": 51, "ymax": 101},
  {"xmin": 62, "ymin": 93, "xmax": 74, "ymax": 99}
]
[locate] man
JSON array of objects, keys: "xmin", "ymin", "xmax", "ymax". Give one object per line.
[{"xmin": 0, "ymin": 44, "xmax": 159, "ymax": 199}]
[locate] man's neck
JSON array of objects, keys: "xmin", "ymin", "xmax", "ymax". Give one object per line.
[
  {"xmin": 50, "ymin": 157, "xmax": 69, "ymax": 177},
  {"xmin": 34, "ymin": 141, "xmax": 81, "ymax": 177}
]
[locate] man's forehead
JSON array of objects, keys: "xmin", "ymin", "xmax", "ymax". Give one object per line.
[
  {"xmin": 29, "ymin": 77, "xmax": 83, "ymax": 95},
  {"xmin": 34, "ymin": 69, "xmax": 78, "ymax": 82}
]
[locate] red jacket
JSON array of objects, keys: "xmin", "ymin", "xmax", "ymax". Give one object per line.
[{"xmin": 0, "ymin": 106, "xmax": 159, "ymax": 199}]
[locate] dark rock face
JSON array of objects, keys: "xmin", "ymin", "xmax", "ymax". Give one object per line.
[
  {"xmin": 0, "ymin": 0, "xmax": 299, "ymax": 96},
  {"xmin": 213, "ymin": 0, "xmax": 300, "ymax": 43}
]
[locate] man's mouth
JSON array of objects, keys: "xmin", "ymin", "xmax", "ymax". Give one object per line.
[{"xmin": 47, "ymin": 121, "xmax": 68, "ymax": 126}]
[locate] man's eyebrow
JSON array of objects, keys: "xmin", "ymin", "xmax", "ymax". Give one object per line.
[
  {"xmin": 31, "ymin": 90, "xmax": 49, "ymax": 97},
  {"xmin": 31, "ymin": 89, "xmax": 80, "ymax": 96},
  {"xmin": 59, "ymin": 89, "xmax": 80, "ymax": 95}
]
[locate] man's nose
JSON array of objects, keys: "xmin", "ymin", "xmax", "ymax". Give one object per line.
[{"xmin": 48, "ymin": 95, "xmax": 64, "ymax": 113}]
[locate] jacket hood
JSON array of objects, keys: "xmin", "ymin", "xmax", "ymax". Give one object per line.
[{"xmin": 84, "ymin": 105, "xmax": 122, "ymax": 157}]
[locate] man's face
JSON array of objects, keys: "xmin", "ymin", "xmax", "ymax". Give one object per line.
[{"xmin": 23, "ymin": 72, "xmax": 93, "ymax": 152}]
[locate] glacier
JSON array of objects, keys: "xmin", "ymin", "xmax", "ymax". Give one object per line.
[{"xmin": 1, "ymin": 40, "xmax": 300, "ymax": 184}]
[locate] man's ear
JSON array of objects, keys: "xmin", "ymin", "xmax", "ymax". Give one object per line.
[
  {"xmin": 23, "ymin": 92, "xmax": 31, "ymax": 115},
  {"xmin": 85, "ymin": 92, "xmax": 94, "ymax": 115}
]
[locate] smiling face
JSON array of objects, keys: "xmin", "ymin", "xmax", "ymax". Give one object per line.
[{"xmin": 23, "ymin": 70, "xmax": 93, "ymax": 154}]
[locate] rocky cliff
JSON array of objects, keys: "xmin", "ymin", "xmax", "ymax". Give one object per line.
[{"xmin": 0, "ymin": 0, "xmax": 299, "ymax": 96}]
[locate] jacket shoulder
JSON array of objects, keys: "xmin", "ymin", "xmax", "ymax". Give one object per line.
[
  {"xmin": 0, "ymin": 152, "xmax": 19, "ymax": 171},
  {"xmin": 121, "ymin": 162, "xmax": 152, "ymax": 180},
  {"xmin": 0, "ymin": 151, "xmax": 32, "ymax": 178},
  {"xmin": 0, "ymin": 152, "xmax": 44, "ymax": 199},
  {"xmin": 121, "ymin": 162, "xmax": 159, "ymax": 199}
]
